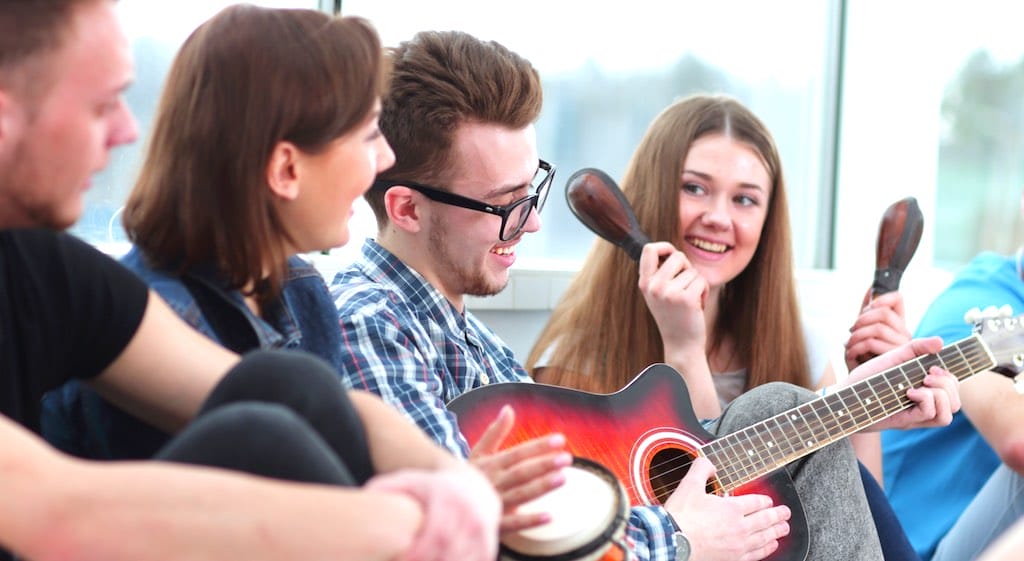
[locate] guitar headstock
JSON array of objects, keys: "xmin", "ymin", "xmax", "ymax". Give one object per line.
[{"xmin": 969, "ymin": 307, "xmax": 1024, "ymax": 377}]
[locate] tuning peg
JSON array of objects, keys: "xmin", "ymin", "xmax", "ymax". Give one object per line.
[{"xmin": 965, "ymin": 305, "xmax": 1015, "ymax": 325}]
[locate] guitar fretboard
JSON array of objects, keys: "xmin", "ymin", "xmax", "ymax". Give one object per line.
[{"xmin": 701, "ymin": 335, "xmax": 994, "ymax": 492}]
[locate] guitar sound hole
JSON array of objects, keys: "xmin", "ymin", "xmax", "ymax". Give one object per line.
[{"xmin": 649, "ymin": 448, "xmax": 710, "ymax": 504}]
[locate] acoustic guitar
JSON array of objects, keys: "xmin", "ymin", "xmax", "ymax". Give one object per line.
[{"xmin": 449, "ymin": 314, "xmax": 1024, "ymax": 561}]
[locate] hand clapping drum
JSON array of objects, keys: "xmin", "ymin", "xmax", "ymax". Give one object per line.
[{"xmin": 500, "ymin": 457, "xmax": 630, "ymax": 561}]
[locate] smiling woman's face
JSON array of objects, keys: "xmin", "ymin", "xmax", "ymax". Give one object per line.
[{"xmin": 675, "ymin": 133, "xmax": 772, "ymax": 288}]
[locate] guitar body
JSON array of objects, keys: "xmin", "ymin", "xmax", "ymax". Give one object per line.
[{"xmin": 449, "ymin": 364, "xmax": 809, "ymax": 561}]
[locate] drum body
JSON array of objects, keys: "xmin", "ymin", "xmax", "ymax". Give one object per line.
[{"xmin": 501, "ymin": 457, "xmax": 630, "ymax": 561}]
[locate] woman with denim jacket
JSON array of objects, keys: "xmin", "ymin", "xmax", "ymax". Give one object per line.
[{"xmin": 41, "ymin": 4, "xmax": 395, "ymax": 460}]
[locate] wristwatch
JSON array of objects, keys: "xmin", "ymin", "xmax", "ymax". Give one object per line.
[
  {"xmin": 666, "ymin": 512, "xmax": 691, "ymax": 561},
  {"xmin": 672, "ymin": 529, "xmax": 691, "ymax": 561}
]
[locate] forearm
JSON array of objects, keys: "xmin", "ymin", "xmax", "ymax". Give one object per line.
[
  {"xmin": 851, "ymin": 432, "xmax": 883, "ymax": 486},
  {"xmin": 961, "ymin": 373, "xmax": 1024, "ymax": 474},
  {"xmin": 3, "ymin": 419, "xmax": 422, "ymax": 561},
  {"xmin": 663, "ymin": 346, "xmax": 720, "ymax": 420},
  {"xmin": 350, "ymin": 389, "xmax": 462, "ymax": 472}
]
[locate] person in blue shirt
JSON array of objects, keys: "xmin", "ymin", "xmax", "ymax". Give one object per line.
[{"xmin": 879, "ymin": 249, "xmax": 1024, "ymax": 560}]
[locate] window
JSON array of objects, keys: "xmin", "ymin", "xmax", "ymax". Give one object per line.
[
  {"xmin": 339, "ymin": 0, "xmax": 839, "ymax": 269},
  {"xmin": 80, "ymin": 1, "xmax": 1023, "ymax": 279},
  {"xmin": 837, "ymin": 0, "xmax": 1024, "ymax": 273}
]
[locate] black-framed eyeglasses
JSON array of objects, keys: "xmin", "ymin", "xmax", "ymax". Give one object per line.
[{"xmin": 373, "ymin": 159, "xmax": 555, "ymax": 241}]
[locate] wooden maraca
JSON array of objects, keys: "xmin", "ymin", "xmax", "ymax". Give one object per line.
[
  {"xmin": 565, "ymin": 168, "xmax": 650, "ymax": 261},
  {"xmin": 870, "ymin": 197, "xmax": 924, "ymax": 298},
  {"xmin": 852, "ymin": 196, "xmax": 924, "ymax": 367}
]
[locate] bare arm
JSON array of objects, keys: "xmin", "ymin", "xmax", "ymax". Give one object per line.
[
  {"xmin": 0, "ymin": 415, "xmax": 421, "ymax": 561},
  {"xmin": 87, "ymin": 292, "xmax": 239, "ymax": 432},
  {"xmin": 350, "ymin": 388, "xmax": 469, "ymax": 472},
  {"xmin": 639, "ymin": 242, "xmax": 720, "ymax": 419},
  {"xmin": 959, "ymin": 372, "xmax": 1024, "ymax": 475}
]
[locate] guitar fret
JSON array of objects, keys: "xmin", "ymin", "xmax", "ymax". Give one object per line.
[
  {"xmin": 875, "ymin": 373, "xmax": 893, "ymax": 418},
  {"xmin": 805, "ymin": 399, "xmax": 831, "ymax": 446},
  {"xmin": 793, "ymin": 404, "xmax": 818, "ymax": 450},
  {"xmin": 736, "ymin": 425, "xmax": 761, "ymax": 480},
  {"xmin": 823, "ymin": 391, "xmax": 854, "ymax": 434},
  {"xmin": 706, "ymin": 333, "xmax": 1007, "ymax": 493},
  {"xmin": 878, "ymin": 367, "xmax": 907, "ymax": 416},
  {"xmin": 890, "ymin": 364, "xmax": 912, "ymax": 398},
  {"xmin": 750, "ymin": 423, "xmax": 779, "ymax": 473},
  {"xmin": 942, "ymin": 343, "xmax": 966, "ymax": 378},
  {"xmin": 771, "ymin": 415, "xmax": 799, "ymax": 458},
  {"xmin": 713, "ymin": 431, "xmax": 749, "ymax": 488}
]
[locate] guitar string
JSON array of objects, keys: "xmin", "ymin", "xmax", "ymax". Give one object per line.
[
  {"xmin": 630, "ymin": 343, "xmax": 992, "ymax": 500},
  {"xmin": 643, "ymin": 345, "xmax": 989, "ymax": 497},
  {"xmin": 700, "ymin": 344, "xmax": 990, "ymax": 490}
]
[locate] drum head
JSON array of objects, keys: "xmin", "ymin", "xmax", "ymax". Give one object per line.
[{"xmin": 502, "ymin": 457, "xmax": 626, "ymax": 559}]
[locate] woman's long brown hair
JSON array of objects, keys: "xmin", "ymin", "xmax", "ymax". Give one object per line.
[{"xmin": 526, "ymin": 94, "xmax": 810, "ymax": 394}]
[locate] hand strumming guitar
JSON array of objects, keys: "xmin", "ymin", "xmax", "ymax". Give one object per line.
[{"xmin": 664, "ymin": 457, "xmax": 792, "ymax": 561}]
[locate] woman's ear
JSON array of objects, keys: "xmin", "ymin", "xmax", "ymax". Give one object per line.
[
  {"xmin": 383, "ymin": 186, "xmax": 423, "ymax": 234},
  {"xmin": 266, "ymin": 141, "xmax": 300, "ymax": 201}
]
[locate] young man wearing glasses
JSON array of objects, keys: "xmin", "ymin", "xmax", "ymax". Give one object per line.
[{"xmin": 332, "ymin": 29, "xmax": 962, "ymax": 561}]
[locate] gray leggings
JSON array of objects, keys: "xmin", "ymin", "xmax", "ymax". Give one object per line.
[{"xmin": 710, "ymin": 382, "xmax": 883, "ymax": 561}]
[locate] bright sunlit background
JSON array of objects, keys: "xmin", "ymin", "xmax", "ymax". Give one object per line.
[{"xmin": 75, "ymin": 0, "xmax": 1024, "ymax": 360}]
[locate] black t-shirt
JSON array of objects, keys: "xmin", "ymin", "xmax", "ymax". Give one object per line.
[{"xmin": 0, "ymin": 229, "xmax": 148, "ymax": 432}]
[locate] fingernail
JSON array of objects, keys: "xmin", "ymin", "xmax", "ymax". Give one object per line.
[
  {"xmin": 548, "ymin": 433, "xmax": 566, "ymax": 447},
  {"xmin": 552, "ymin": 452, "xmax": 572, "ymax": 467},
  {"xmin": 549, "ymin": 472, "xmax": 566, "ymax": 487}
]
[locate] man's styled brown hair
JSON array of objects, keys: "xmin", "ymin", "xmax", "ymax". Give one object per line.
[
  {"xmin": 122, "ymin": 5, "xmax": 386, "ymax": 303},
  {"xmin": 366, "ymin": 30, "xmax": 543, "ymax": 226}
]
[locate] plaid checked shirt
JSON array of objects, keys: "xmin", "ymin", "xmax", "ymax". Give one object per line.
[{"xmin": 331, "ymin": 239, "xmax": 679, "ymax": 561}]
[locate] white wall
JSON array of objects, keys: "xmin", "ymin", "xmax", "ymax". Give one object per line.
[{"xmin": 466, "ymin": 265, "xmax": 955, "ymax": 378}]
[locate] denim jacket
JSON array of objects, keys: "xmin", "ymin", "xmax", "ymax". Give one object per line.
[{"xmin": 40, "ymin": 246, "xmax": 344, "ymax": 460}]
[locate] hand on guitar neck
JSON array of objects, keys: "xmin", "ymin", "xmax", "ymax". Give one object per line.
[{"xmin": 846, "ymin": 197, "xmax": 923, "ymax": 370}]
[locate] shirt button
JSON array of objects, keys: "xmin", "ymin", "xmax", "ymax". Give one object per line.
[{"xmin": 480, "ymin": 373, "xmax": 490, "ymax": 384}]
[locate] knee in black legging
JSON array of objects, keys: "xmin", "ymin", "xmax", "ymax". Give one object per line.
[
  {"xmin": 198, "ymin": 349, "xmax": 374, "ymax": 483},
  {"xmin": 156, "ymin": 401, "xmax": 358, "ymax": 486},
  {"xmin": 202, "ymin": 349, "xmax": 342, "ymax": 412}
]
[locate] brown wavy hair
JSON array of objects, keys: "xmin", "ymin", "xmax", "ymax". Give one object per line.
[
  {"xmin": 122, "ymin": 5, "xmax": 386, "ymax": 304},
  {"xmin": 365, "ymin": 30, "xmax": 542, "ymax": 226},
  {"xmin": 527, "ymin": 94, "xmax": 810, "ymax": 394}
]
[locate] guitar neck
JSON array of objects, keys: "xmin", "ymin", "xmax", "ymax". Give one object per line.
[{"xmin": 702, "ymin": 335, "xmax": 995, "ymax": 493}]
